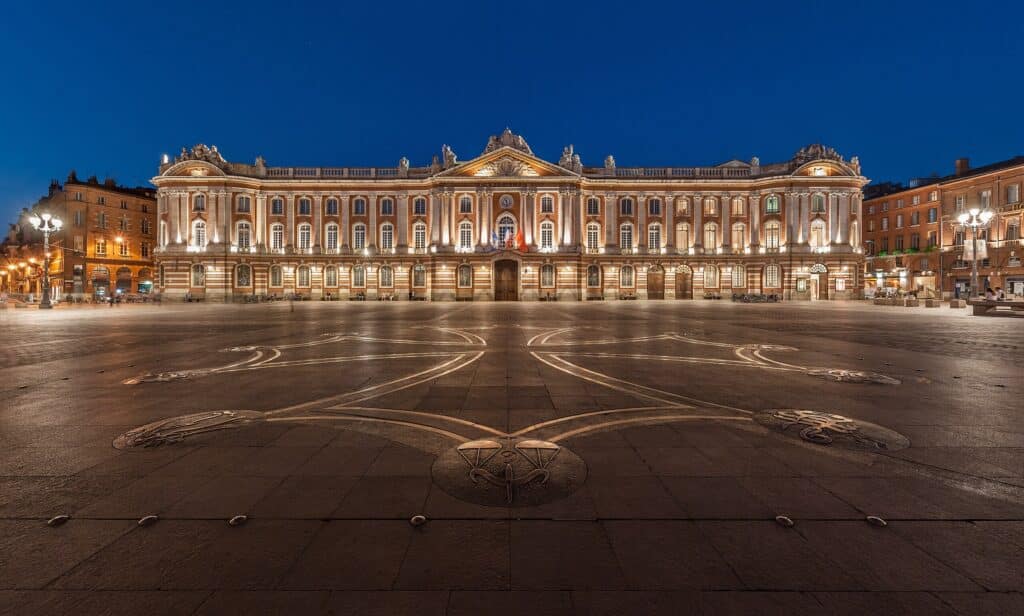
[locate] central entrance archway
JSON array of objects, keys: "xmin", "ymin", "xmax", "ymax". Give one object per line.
[
  {"xmin": 494, "ymin": 260, "xmax": 518, "ymax": 301},
  {"xmin": 675, "ymin": 265, "xmax": 693, "ymax": 299},
  {"xmin": 647, "ymin": 265, "xmax": 665, "ymax": 299}
]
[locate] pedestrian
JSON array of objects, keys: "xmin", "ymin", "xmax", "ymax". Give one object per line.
[
  {"xmin": 984, "ymin": 287, "xmax": 997, "ymax": 300},
  {"xmin": 996, "ymin": 287, "xmax": 1005, "ymax": 301}
]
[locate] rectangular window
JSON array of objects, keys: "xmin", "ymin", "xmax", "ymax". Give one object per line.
[
  {"xmin": 119, "ymin": 217, "xmax": 129, "ymax": 231},
  {"xmin": 97, "ymin": 196, "xmax": 106, "ymax": 205},
  {"xmin": 74, "ymin": 192, "xmax": 83, "ymax": 201},
  {"xmin": 929, "ymin": 190, "xmax": 938, "ymax": 202},
  {"xmin": 95, "ymin": 239, "xmax": 107, "ymax": 255},
  {"xmin": 1009, "ymin": 184, "xmax": 1021, "ymax": 204},
  {"xmin": 882, "ymin": 202, "xmax": 889, "ymax": 212},
  {"xmin": 414, "ymin": 226, "xmax": 426, "ymax": 250},
  {"xmin": 867, "ymin": 205, "xmax": 875, "ymax": 215},
  {"xmin": 730, "ymin": 199, "xmax": 744, "ymax": 216},
  {"xmin": 910, "ymin": 212, "xmax": 919, "ymax": 226},
  {"xmin": 648, "ymin": 226, "xmax": 661, "ymax": 251},
  {"xmin": 764, "ymin": 197, "xmax": 779, "ymax": 214},
  {"xmin": 540, "ymin": 196, "xmax": 554, "ymax": 213},
  {"xmin": 881, "ymin": 217, "xmax": 889, "ymax": 231},
  {"xmin": 353, "ymin": 226, "xmax": 366, "ymax": 250},
  {"xmin": 74, "ymin": 210, "xmax": 84, "ymax": 227},
  {"xmin": 237, "ymin": 196, "xmax": 251, "ymax": 213},
  {"xmin": 325, "ymin": 199, "xmax": 338, "ymax": 215},
  {"xmin": 587, "ymin": 198, "xmax": 600, "ymax": 216},
  {"xmin": 141, "ymin": 204, "xmax": 148, "ymax": 213},
  {"xmin": 74, "ymin": 235, "xmax": 84, "ymax": 253},
  {"xmin": 928, "ymin": 208, "xmax": 937, "ymax": 223},
  {"xmin": 382, "ymin": 226, "xmax": 394, "ymax": 250},
  {"xmin": 896, "ymin": 199, "xmax": 904, "ymax": 208},
  {"xmin": 868, "ymin": 219, "xmax": 875, "ymax": 232},
  {"xmin": 414, "ymin": 198, "xmax": 427, "ymax": 216},
  {"xmin": 382, "ymin": 199, "xmax": 395, "ymax": 216},
  {"xmin": 540, "ymin": 224, "xmax": 553, "ymax": 249},
  {"xmin": 649, "ymin": 199, "xmax": 661, "ymax": 216},
  {"xmin": 119, "ymin": 241, "xmax": 129, "ymax": 257},
  {"xmin": 459, "ymin": 196, "xmax": 472, "ymax": 214},
  {"xmin": 955, "ymin": 195, "xmax": 965, "ymax": 210},
  {"xmin": 97, "ymin": 212, "xmax": 107, "ymax": 229},
  {"xmin": 895, "ymin": 235, "xmax": 904, "ymax": 251},
  {"xmin": 911, "ymin": 195, "xmax": 920, "ymax": 205},
  {"xmin": 881, "ymin": 237, "xmax": 889, "ymax": 251},
  {"xmin": 980, "ymin": 190, "xmax": 991, "ymax": 208},
  {"xmin": 271, "ymin": 199, "xmax": 284, "ymax": 215},
  {"xmin": 298, "ymin": 198, "xmax": 311, "ymax": 215},
  {"xmin": 587, "ymin": 226, "xmax": 599, "ymax": 251},
  {"xmin": 910, "ymin": 234, "xmax": 920, "ymax": 250},
  {"xmin": 621, "ymin": 199, "xmax": 634, "ymax": 216},
  {"xmin": 928, "ymin": 231, "xmax": 937, "ymax": 247},
  {"xmin": 620, "ymin": 226, "xmax": 633, "ymax": 250}
]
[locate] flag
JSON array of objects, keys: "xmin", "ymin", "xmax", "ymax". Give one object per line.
[
  {"xmin": 515, "ymin": 229, "xmax": 526, "ymax": 252},
  {"xmin": 491, "ymin": 231, "xmax": 499, "ymax": 250}
]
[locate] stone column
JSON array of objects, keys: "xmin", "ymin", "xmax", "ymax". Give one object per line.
[
  {"xmin": 440, "ymin": 190, "xmax": 451, "ymax": 247},
  {"xmin": 219, "ymin": 192, "xmax": 229, "ymax": 244},
  {"xmin": 605, "ymin": 193, "xmax": 617, "ymax": 250},
  {"xmin": 750, "ymin": 194, "xmax": 761, "ymax": 247},
  {"xmin": 578, "ymin": 191, "xmax": 588, "ymax": 250},
  {"xmin": 693, "ymin": 194, "xmax": 703, "ymax": 251},
  {"xmin": 799, "ymin": 193, "xmax": 810, "ymax": 244},
  {"xmin": 524, "ymin": 189, "xmax": 535, "ymax": 246},
  {"xmin": 397, "ymin": 194, "xmax": 409, "ymax": 249},
  {"xmin": 255, "ymin": 194, "xmax": 266, "ymax": 247},
  {"xmin": 430, "ymin": 191, "xmax": 441, "ymax": 246},
  {"xmin": 206, "ymin": 192, "xmax": 217, "ymax": 243},
  {"xmin": 313, "ymin": 194, "xmax": 322, "ymax": 250},
  {"xmin": 665, "ymin": 194, "xmax": 675, "ymax": 251},
  {"xmin": 721, "ymin": 194, "xmax": 730, "ymax": 251},
  {"xmin": 853, "ymin": 191, "xmax": 863, "ymax": 248},
  {"xmin": 837, "ymin": 193, "xmax": 849, "ymax": 244},
  {"xmin": 784, "ymin": 193, "xmax": 798, "ymax": 246},
  {"xmin": 286, "ymin": 195, "xmax": 295, "ymax": 248},
  {"xmin": 340, "ymin": 195, "xmax": 350, "ymax": 251},
  {"xmin": 637, "ymin": 195, "xmax": 648, "ymax": 251},
  {"xmin": 368, "ymin": 192, "xmax": 377, "ymax": 250},
  {"xmin": 168, "ymin": 191, "xmax": 180, "ymax": 244}
]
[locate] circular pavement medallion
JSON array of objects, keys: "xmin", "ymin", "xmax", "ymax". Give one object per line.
[
  {"xmin": 113, "ymin": 410, "xmax": 264, "ymax": 449},
  {"xmin": 431, "ymin": 438, "xmax": 587, "ymax": 507},
  {"xmin": 755, "ymin": 409, "xmax": 909, "ymax": 451}
]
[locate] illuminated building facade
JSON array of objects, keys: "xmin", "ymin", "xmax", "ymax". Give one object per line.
[{"xmin": 152, "ymin": 131, "xmax": 867, "ymax": 301}]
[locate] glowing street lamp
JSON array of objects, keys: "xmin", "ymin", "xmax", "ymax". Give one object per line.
[
  {"xmin": 956, "ymin": 206, "xmax": 994, "ymax": 299},
  {"xmin": 28, "ymin": 212, "xmax": 63, "ymax": 309}
]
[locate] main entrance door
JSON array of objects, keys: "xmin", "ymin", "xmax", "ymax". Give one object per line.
[
  {"xmin": 675, "ymin": 267, "xmax": 693, "ymax": 299},
  {"xmin": 647, "ymin": 266, "xmax": 665, "ymax": 299},
  {"xmin": 494, "ymin": 260, "xmax": 518, "ymax": 301}
]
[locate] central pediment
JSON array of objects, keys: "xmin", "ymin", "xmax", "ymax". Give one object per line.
[{"xmin": 436, "ymin": 146, "xmax": 579, "ymax": 179}]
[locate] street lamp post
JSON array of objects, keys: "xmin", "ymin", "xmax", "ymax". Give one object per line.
[
  {"xmin": 28, "ymin": 213, "xmax": 63, "ymax": 309},
  {"xmin": 956, "ymin": 206, "xmax": 994, "ymax": 299}
]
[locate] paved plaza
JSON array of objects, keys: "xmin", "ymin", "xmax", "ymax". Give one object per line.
[{"xmin": 0, "ymin": 301, "xmax": 1022, "ymax": 615}]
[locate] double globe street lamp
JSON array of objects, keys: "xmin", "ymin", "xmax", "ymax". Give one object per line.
[
  {"xmin": 956, "ymin": 206, "xmax": 994, "ymax": 299},
  {"xmin": 27, "ymin": 213, "xmax": 63, "ymax": 309}
]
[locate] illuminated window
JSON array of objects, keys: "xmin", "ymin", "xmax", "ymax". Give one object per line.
[
  {"xmin": 270, "ymin": 224, "xmax": 284, "ymax": 251},
  {"xmin": 648, "ymin": 224, "xmax": 661, "ymax": 251},
  {"xmin": 703, "ymin": 222, "xmax": 718, "ymax": 249},
  {"xmin": 703, "ymin": 198, "xmax": 717, "ymax": 216},
  {"xmin": 458, "ymin": 264, "xmax": 472, "ymax": 288},
  {"xmin": 192, "ymin": 220, "xmax": 206, "ymax": 247},
  {"xmin": 325, "ymin": 266, "xmax": 338, "ymax": 287},
  {"xmin": 298, "ymin": 265, "xmax": 311, "ymax": 287},
  {"xmin": 731, "ymin": 222, "xmax": 745, "ymax": 248},
  {"xmin": 765, "ymin": 264, "xmax": 780, "ymax": 287},
  {"xmin": 270, "ymin": 265, "xmax": 282, "ymax": 287},
  {"xmin": 765, "ymin": 196, "xmax": 779, "ymax": 214},
  {"xmin": 413, "ymin": 264, "xmax": 426, "ymax": 287},
  {"xmin": 539, "ymin": 221, "xmax": 554, "ymax": 249},
  {"xmin": 812, "ymin": 194, "xmax": 826, "ymax": 213},
  {"xmin": 704, "ymin": 265, "xmax": 719, "ymax": 288},
  {"xmin": 459, "ymin": 221, "xmax": 473, "ymax": 250},
  {"xmin": 353, "ymin": 224, "xmax": 366, "ymax": 250},
  {"xmin": 381, "ymin": 223, "xmax": 394, "ymax": 251},
  {"xmin": 413, "ymin": 223, "xmax": 426, "ymax": 250},
  {"xmin": 731, "ymin": 265, "xmax": 745, "ymax": 288},
  {"xmin": 379, "ymin": 266, "xmax": 394, "ymax": 287},
  {"xmin": 193, "ymin": 195, "xmax": 205, "ymax": 211},
  {"xmin": 764, "ymin": 221, "xmax": 780, "ymax": 249},
  {"xmin": 620, "ymin": 265, "xmax": 634, "ymax": 287},
  {"xmin": 619, "ymin": 224, "xmax": 633, "ymax": 250},
  {"xmin": 191, "ymin": 264, "xmax": 205, "ymax": 287},
  {"xmin": 731, "ymin": 197, "xmax": 745, "ymax": 216},
  {"xmin": 297, "ymin": 223, "xmax": 312, "ymax": 250},
  {"xmin": 325, "ymin": 224, "xmax": 338, "ymax": 251},
  {"xmin": 676, "ymin": 223, "xmax": 690, "ymax": 252},
  {"xmin": 352, "ymin": 265, "xmax": 365, "ymax": 287},
  {"xmin": 541, "ymin": 264, "xmax": 555, "ymax": 288},
  {"xmin": 587, "ymin": 265, "xmax": 600, "ymax": 288},
  {"xmin": 586, "ymin": 223, "xmax": 600, "ymax": 251}
]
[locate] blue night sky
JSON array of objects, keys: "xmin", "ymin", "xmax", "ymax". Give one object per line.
[{"xmin": 1, "ymin": 0, "xmax": 1021, "ymax": 222}]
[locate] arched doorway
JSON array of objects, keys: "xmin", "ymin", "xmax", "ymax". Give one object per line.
[
  {"xmin": 809, "ymin": 263, "xmax": 828, "ymax": 300},
  {"xmin": 675, "ymin": 265, "xmax": 693, "ymax": 299},
  {"xmin": 137, "ymin": 268, "xmax": 153, "ymax": 294},
  {"xmin": 494, "ymin": 259, "xmax": 518, "ymax": 301},
  {"xmin": 647, "ymin": 265, "xmax": 665, "ymax": 299},
  {"xmin": 115, "ymin": 267, "xmax": 132, "ymax": 295},
  {"xmin": 91, "ymin": 266, "xmax": 110, "ymax": 298}
]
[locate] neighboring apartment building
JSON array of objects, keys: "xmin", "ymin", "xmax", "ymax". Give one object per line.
[
  {"xmin": 18, "ymin": 173, "xmax": 158, "ymax": 299},
  {"xmin": 152, "ymin": 131, "xmax": 868, "ymax": 302},
  {"xmin": 863, "ymin": 156, "xmax": 1024, "ymax": 298}
]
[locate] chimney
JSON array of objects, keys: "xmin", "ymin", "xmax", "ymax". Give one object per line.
[{"xmin": 955, "ymin": 158, "xmax": 970, "ymax": 176}]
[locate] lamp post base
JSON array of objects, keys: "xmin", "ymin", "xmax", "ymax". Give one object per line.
[{"xmin": 38, "ymin": 303, "xmax": 53, "ymax": 309}]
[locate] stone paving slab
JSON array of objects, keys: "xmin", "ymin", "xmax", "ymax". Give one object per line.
[{"xmin": 1, "ymin": 301, "xmax": 1022, "ymax": 614}]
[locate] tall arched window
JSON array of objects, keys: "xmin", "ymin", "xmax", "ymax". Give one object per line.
[
  {"xmin": 235, "ymin": 260, "xmax": 251, "ymax": 284},
  {"xmin": 413, "ymin": 223, "xmax": 427, "ymax": 251},
  {"xmin": 236, "ymin": 222, "xmax": 251, "ymax": 250},
  {"xmin": 193, "ymin": 194, "xmax": 206, "ymax": 211},
  {"xmin": 270, "ymin": 265, "xmax": 282, "ymax": 287},
  {"xmin": 381, "ymin": 223, "xmax": 394, "ymax": 251},
  {"xmin": 270, "ymin": 224, "xmax": 284, "ymax": 251},
  {"xmin": 297, "ymin": 265, "xmax": 310, "ymax": 287},
  {"xmin": 765, "ymin": 195, "xmax": 780, "ymax": 213},
  {"xmin": 676, "ymin": 223, "xmax": 690, "ymax": 252},
  {"xmin": 457, "ymin": 264, "xmax": 472, "ymax": 288},
  {"xmin": 412, "ymin": 264, "xmax": 426, "ymax": 287},
  {"xmin": 540, "ymin": 264, "xmax": 555, "ymax": 288},
  {"xmin": 325, "ymin": 224, "xmax": 339, "ymax": 252},
  {"xmin": 539, "ymin": 221, "xmax": 554, "ymax": 250},
  {"xmin": 458, "ymin": 221, "xmax": 473, "ymax": 250},
  {"xmin": 703, "ymin": 222, "xmax": 718, "ymax": 249},
  {"xmin": 297, "ymin": 223, "xmax": 312, "ymax": 250},
  {"xmin": 810, "ymin": 219, "xmax": 827, "ymax": 247},
  {"xmin": 381, "ymin": 198, "xmax": 394, "ymax": 216},
  {"xmin": 587, "ymin": 265, "xmax": 601, "ymax": 288},
  {"xmin": 325, "ymin": 198, "xmax": 338, "ymax": 215},
  {"xmin": 191, "ymin": 220, "xmax": 206, "ymax": 247},
  {"xmin": 352, "ymin": 265, "xmax": 365, "ymax": 287},
  {"xmin": 191, "ymin": 264, "xmax": 205, "ymax": 287},
  {"xmin": 765, "ymin": 264, "xmax": 781, "ymax": 287},
  {"xmin": 497, "ymin": 215, "xmax": 516, "ymax": 246},
  {"xmin": 620, "ymin": 224, "xmax": 634, "ymax": 250},
  {"xmin": 647, "ymin": 224, "xmax": 662, "ymax": 251},
  {"xmin": 620, "ymin": 265, "xmax": 634, "ymax": 287},
  {"xmin": 298, "ymin": 198, "xmax": 311, "ymax": 216},
  {"xmin": 353, "ymin": 224, "xmax": 366, "ymax": 250},
  {"xmin": 704, "ymin": 265, "xmax": 719, "ymax": 288},
  {"xmin": 586, "ymin": 223, "xmax": 601, "ymax": 251},
  {"xmin": 353, "ymin": 198, "xmax": 366, "ymax": 215},
  {"xmin": 731, "ymin": 264, "xmax": 745, "ymax": 288},
  {"xmin": 765, "ymin": 220, "xmax": 781, "ymax": 249},
  {"xmin": 731, "ymin": 222, "xmax": 746, "ymax": 249},
  {"xmin": 325, "ymin": 266, "xmax": 338, "ymax": 287},
  {"xmin": 379, "ymin": 266, "xmax": 394, "ymax": 288}
]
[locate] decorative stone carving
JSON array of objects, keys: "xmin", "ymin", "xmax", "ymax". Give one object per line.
[
  {"xmin": 478, "ymin": 156, "xmax": 539, "ymax": 178},
  {"xmin": 792, "ymin": 143, "xmax": 845, "ymax": 165},
  {"xmin": 175, "ymin": 144, "xmax": 228, "ymax": 167},
  {"xmin": 482, "ymin": 127, "xmax": 534, "ymax": 156},
  {"xmin": 604, "ymin": 155, "xmax": 616, "ymax": 170},
  {"xmin": 441, "ymin": 144, "xmax": 457, "ymax": 168},
  {"xmin": 559, "ymin": 145, "xmax": 583, "ymax": 173},
  {"xmin": 398, "ymin": 156, "xmax": 410, "ymax": 178}
]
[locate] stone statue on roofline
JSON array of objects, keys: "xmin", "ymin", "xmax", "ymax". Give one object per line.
[{"xmin": 442, "ymin": 144, "xmax": 457, "ymax": 169}]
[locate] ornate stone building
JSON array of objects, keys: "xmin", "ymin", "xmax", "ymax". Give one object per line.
[{"xmin": 152, "ymin": 131, "xmax": 867, "ymax": 301}]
